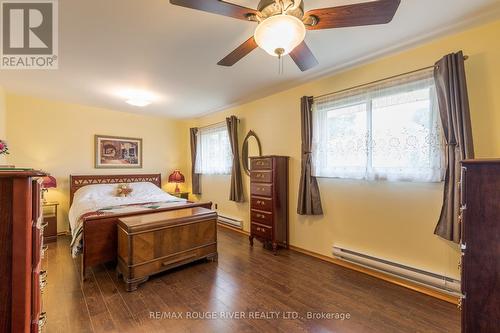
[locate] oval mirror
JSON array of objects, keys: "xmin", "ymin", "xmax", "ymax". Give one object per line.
[{"xmin": 242, "ymin": 130, "xmax": 262, "ymax": 176}]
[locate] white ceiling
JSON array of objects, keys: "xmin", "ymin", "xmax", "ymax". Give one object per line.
[{"xmin": 1, "ymin": 0, "xmax": 499, "ymax": 118}]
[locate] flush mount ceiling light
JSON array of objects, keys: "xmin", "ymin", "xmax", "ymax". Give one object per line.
[
  {"xmin": 169, "ymin": 0, "xmax": 401, "ymax": 72},
  {"xmin": 118, "ymin": 89, "xmax": 157, "ymax": 107},
  {"xmin": 126, "ymin": 98, "xmax": 152, "ymax": 107}
]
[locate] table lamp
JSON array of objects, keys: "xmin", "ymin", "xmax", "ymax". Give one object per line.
[
  {"xmin": 42, "ymin": 176, "xmax": 57, "ymax": 203},
  {"xmin": 168, "ymin": 170, "xmax": 185, "ymax": 193}
]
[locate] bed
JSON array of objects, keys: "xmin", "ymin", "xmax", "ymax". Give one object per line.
[{"xmin": 68, "ymin": 174, "xmax": 212, "ymax": 279}]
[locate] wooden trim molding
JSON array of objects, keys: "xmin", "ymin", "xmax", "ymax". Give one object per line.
[
  {"xmin": 217, "ymin": 225, "xmax": 459, "ymax": 305},
  {"xmin": 217, "ymin": 222, "xmax": 249, "ymax": 235}
]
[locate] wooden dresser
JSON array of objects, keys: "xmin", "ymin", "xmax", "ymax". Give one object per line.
[
  {"xmin": 0, "ymin": 170, "xmax": 47, "ymax": 333},
  {"xmin": 249, "ymin": 156, "xmax": 289, "ymax": 254},
  {"xmin": 460, "ymin": 159, "xmax": 500, "ymax": 333}
]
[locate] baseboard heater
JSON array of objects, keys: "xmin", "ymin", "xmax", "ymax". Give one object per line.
[
  {"xmin": 217, "ymin": 214, "xmax": 243, "ymax": 229},
  {"xmin": 332, "ymin": 246, "xmax": 461, "ymax": 295}
]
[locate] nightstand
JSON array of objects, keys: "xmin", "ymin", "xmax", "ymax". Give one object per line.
[
  {"xmin": 168, "ymin": 191, "xmax": 190, "ymax": 200},
  {"xmin": 42, "ymin": 201, "xmax": 59, "ymax": 243}
]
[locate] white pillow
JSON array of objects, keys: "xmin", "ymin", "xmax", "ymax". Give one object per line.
[
  {"xmin": 127, "ymin": 182, "xmax": 165, "ymax": 197},
  {"xmin": 73, "ymin": 183, "xmax": 117, "ymax": 201}
]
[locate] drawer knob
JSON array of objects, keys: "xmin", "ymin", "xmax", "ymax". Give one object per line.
[
  {"xmin": 38, "ymin": 312, "xmax": 47, "ymax": 331},
  {"xmin": 41, "ymin": 244, "xmax": 48, "ymax": 258},
  {"xmin": 257, "ymin": 161, "xmax": 264, "ymax": 166},
  {"xmin": 40, "ymin": 280, "xmax": 47, "ymax": 293}
]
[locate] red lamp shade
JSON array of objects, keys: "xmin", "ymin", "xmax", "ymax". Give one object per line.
[
  {"xmin": 168, "ymin": 170, "xmax": 185, "ymax": 193},
  {"xmin": 42, "ymin": 176, "xmax": 57, "ymax": 189}
]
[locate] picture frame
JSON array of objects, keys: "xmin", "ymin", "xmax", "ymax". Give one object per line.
[{"xmin": 94, "ymin": 135, "xmax": 143, "ymax": 169}]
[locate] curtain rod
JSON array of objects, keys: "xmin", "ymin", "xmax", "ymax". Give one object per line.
[
  {"xmin": 314, "ymin": 55, "xmax": 469, "ymax": 100},
  {"xmin": 197, "ymin": 117, "xmax": 240, "ymax": 130}
]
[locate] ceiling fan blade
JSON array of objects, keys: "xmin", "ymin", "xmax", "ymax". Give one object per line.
[
  {"xmin": 218, "ymin": 36, "xmax": 258, "ymax": 67},
  {"xmin": 304, "ymin": 0, "xmax": 401, "ymax": 30},
  {"xmin": 290, "ymin": 41, "xmax": 319, "ymax": 72},
  {"xmin": 170, "ymin": 0, "xmax": 259, "ymax": 21}
]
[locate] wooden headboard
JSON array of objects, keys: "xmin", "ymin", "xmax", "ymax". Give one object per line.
[{"xmin": 69, "ymin": 174, "xmax": 162, "ymax": 205}]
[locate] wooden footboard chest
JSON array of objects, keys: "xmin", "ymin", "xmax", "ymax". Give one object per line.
[{"xmin": 117, "ymin": 207, "xmax": 218, "ymax": 291}]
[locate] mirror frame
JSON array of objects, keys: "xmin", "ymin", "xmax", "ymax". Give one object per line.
[{"xmin": 242, "ymin": 130, "xmax": 262, "ymax": 176}]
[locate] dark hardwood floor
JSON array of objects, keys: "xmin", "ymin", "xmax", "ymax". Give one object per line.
[{"xmin": 44, "ymin": 227, "xmax": 460, "ymax": 333}]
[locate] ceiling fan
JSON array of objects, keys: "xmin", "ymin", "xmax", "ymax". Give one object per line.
[{"xmin": 170, "ymin": 0, "xmax": 401, "ymax": 71}]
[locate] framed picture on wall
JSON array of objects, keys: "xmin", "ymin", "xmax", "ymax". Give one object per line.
[{"xmin": 95, "ymin": 135, "xmax": 143, "ymax": 169}]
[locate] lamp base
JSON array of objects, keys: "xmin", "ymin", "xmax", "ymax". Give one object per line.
[{"xmin": 175, "ymin": 183, "xmax": 180, "ymax": 193}]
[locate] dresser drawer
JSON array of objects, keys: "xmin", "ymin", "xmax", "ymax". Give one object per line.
[
  {"xmin": 251, "ymin": 223, "xmax": 272, "ymax": 239},
  {"xmin": 251, "ymin": 170, "xmax": 273, "ymax": 183},
  {"xmin": 251, "ymin": 158, "xmax": 272, "ymax": 170},
  {"xmin": 31, "ymin": 269, "xmax": 41, "ymax": 323},
  {"xmin": 251, "ymin": 196, "xmax": 272, "ymax": 211},
  {"xmin": 32, "ymin": 221, "xmax": 42, "ymax": 267},
  {"xmin": 251, "ymin": 183, "xmax": 272, "ymax": 197},
  {"xmin": 251, "ymin": 210, "xmax": 273, "ymax": 226},
  {"xmin": 130, "ymin": 244, "xmax": 217, "ymax": 278}
]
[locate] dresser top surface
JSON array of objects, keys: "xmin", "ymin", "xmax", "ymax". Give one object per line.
[
  {"xmin": 0, "ymin": 170, "xmax": 47, "ymax": 178},
  {"xmin": 250, "ymin": 155, "xmax": 289, "ymax": 159},
  {"xmin": 461, "ymin": 159, "xmax": 500, "ymax": 165}
]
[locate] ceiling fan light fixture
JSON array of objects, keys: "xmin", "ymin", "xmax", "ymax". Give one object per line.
[{"xmin": 254, "ymin": 14, "xmax": 306, "ymax": 57}]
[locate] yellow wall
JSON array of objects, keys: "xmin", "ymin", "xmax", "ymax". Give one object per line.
[
  {"xmin": 188, "ymin": 20, "xmax": 500, "ymax": 280},
  {"xmin": 4, "ymin": 20, "xmax": 499, "ymax": 280},
  {"xmin": 5, "ymin": 94, "xmax": 189, "ymax": 233},
  {"xmin": 0, "ymin": 87, "xmax": 6, "ymax": 164}
]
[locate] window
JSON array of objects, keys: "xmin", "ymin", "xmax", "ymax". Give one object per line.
[
  {"xmin": 195, "ymin": 123, "xmax": 232, "ymax": 175},
  {"xmin": 312, "ymin": 70, "xmax": 444, "ymax": 182}
]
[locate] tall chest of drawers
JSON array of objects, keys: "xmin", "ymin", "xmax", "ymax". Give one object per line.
[
  {"xmin": 459, "ymin": 160, "xmax": 500, "ymax": 333},
  {"xmin": 0, "ymin": 170, "xmax": 47, "ymax": 333},
  {"xmin": 249, "ymin": 156, "xmax": 289, "ymax": 254}
]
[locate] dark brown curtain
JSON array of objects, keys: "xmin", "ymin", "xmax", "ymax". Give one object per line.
[
  {"xmin": 297, "ymin": 96, "xmax": 323, "ymax": 215},
  {"xmin": 190, "ymin": 127, "xmax": 201, "ymax": 195},
  {"xmin": 434, "ymin": 51, "xmax": 474, "ymax": 243},
  {"xmin": 226, "ymin": 116, "xmax": 244, "ymax": 202}
]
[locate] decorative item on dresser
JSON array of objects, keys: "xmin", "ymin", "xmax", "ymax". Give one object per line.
[
  {"xmin": 117, "ymin": 207, "xmax": 218, "ymax": 291},
  {"xmin": 42, "ymin": 202, "xmax": 58, "ymax": 243},
  {"xmin": 0, "ymin": 169, "xmax": 48, "ymax": 333},
  {"xmin": 459, "ymin": 159, "xmax": 500, "ymax": 333},
  {"xmin": 241, "ymin": 130, "xmax": 263, "ymax": 176},
  {"xmin": 249, "ymin": 156, "xmax": 289, "ymax": 254}
]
